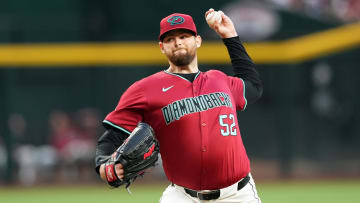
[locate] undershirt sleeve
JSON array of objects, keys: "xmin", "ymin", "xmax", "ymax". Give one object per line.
[
  {"xmin": 94, "ymin": 127, "xmax": 129, "ymax": 174},
  {"xmin": 222, "ymin": 36, "xmax": 263, "ymax": 104}
]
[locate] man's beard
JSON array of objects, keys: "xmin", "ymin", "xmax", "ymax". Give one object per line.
[{"xmin": 168, "ymin": 50, "xmax": 196, "ymax": 66}]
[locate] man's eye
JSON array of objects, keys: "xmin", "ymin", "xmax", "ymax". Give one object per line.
[{"xmin": 166, "ymin": 38, "xmax": 174, "ymax": 42}]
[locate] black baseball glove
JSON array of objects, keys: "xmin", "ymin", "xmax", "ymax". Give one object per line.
[{"xmin": 104, "ymin": 122, "xmax": 160, "ymax": 188}]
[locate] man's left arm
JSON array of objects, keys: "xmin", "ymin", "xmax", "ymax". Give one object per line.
[
  {"xmin": 205, "ymin": 9, "xmax": 263, "ymax": 104},
  {"xmin": 223, "ymin": 37, "xmax": 263, "ymax": 104}
]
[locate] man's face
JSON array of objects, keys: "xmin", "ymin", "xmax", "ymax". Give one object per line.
[{"xmin": 159, "ymin": 29, "xmax": 201, "ymax": 66}]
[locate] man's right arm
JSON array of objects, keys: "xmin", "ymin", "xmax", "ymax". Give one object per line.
[
  {"xmin": 96, "ymin": 76, "xmax": 146, "ymax": 182},
  {"xmin": 95, "ymin": 126, "xmax": 128, "ymax": 180}
]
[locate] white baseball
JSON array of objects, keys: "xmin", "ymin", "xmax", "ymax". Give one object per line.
[{"xmin": 206, "ymin": 11, "xmax": 222, "ymax": 26}]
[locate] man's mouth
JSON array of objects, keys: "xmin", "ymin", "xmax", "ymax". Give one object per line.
[{"xmin": 174, "ymin": 48, "xmax": 186, "ymax": 53}]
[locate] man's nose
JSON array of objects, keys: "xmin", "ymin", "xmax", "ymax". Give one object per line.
[{"xmin": 174, "ymin": 37, "xmax": 183, "ymax": 46}]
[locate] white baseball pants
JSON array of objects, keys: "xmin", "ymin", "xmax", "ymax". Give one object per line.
[{"xmin": 159, "ymin": 174, "xmax": 261, "ymax": 203}]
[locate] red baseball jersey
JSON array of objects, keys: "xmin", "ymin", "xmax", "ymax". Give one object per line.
[{"xmin": 104, "ymin": 70, "xmax": 250, "ymax": 190}]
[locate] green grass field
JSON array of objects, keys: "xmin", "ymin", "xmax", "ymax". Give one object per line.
[{"xmin": 1, "ymin": 180, "xmax": 359, "ymax": 203}]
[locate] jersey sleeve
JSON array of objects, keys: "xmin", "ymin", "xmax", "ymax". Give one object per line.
[
  {"xmin": 227, "ymin": 76, "xmax": 247, "ymax": 111},
  {"xmin": 103, "ymin": 81, "xmax": 147, "ymax": 134}
]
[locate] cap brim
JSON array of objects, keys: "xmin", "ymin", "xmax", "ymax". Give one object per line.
[{"xmin": 159, "ymin": 27, "xmax": 197, "ymax": 41}]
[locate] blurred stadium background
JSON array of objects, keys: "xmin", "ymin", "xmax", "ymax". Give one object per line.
[{"xmin": 0, "ymin": 0, "xmax": 360, "ymax": 202}]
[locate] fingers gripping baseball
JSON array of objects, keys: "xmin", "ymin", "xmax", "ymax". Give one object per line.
[
  {"xmin": 205, "ymin": 8, "xmax": 237, "ymax": 38},
  {"xmin": 205, "ymin": 9, "xmax": 222, "ymax": 26}
]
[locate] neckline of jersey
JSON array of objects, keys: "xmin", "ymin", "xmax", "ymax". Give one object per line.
[{"xmin": 163, "ymin": 70, "xmax": 201, "ymax": 83}]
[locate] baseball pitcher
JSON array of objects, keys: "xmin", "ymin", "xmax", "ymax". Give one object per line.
[{"xmin": 95, "ymin": 8, "xmax": 263, "ymax": 203}]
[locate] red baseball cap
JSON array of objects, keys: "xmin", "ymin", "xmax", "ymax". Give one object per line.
[{"xmin": 159, "ymin": 13, "xmax": 197, "ymax": 41}]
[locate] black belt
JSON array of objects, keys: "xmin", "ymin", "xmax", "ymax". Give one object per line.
[{"xmin": 183, "ymin": 174, "xmax": 250, "ymax": 201}]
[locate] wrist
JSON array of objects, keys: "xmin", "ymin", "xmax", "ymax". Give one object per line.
[
  {"xmin": 222, "ymin": 36, "xmax": 239, "ymax": 41},
  {"xmin": 218, "ymin": 30, "xmax": 238, "ymax": 39},
  {"xmin": 220, "ymin": 34, "xmax": 237, "ymax": 39},
  {"xmin": 99, "ymin": 164, "xmax": 107, "ymax": 181}
]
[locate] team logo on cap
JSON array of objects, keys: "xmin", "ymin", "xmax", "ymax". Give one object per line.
[{"xmin": 167, "ymin": 16, "xmax": 185, "ymax": 25}]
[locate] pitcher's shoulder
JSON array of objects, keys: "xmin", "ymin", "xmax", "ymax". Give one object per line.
[
  {"xmin": 137, "ymin": 71, "xmax": 168, "ymax": 84},
  {"xmin": 204, "ymin": 69, "xmax": 227, "ymax": 78}
]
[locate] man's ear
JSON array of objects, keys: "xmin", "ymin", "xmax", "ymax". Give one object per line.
[
  {"xmin": 195, "ymin": 35, "xmax": 202, "ymax": 48},
  {"xmin": 159, "ymin": 41, "xmax": 165, "ymax": 54}
]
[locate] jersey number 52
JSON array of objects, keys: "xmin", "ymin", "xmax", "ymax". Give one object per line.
[{"xmin": 219, "ymin": 114, "xmax": 237, "ymax": 136}]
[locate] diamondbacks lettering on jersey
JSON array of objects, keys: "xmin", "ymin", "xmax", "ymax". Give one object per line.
[{"xmin": 162, "ymin": 92, "xmax": 233, "ymax": 125}]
